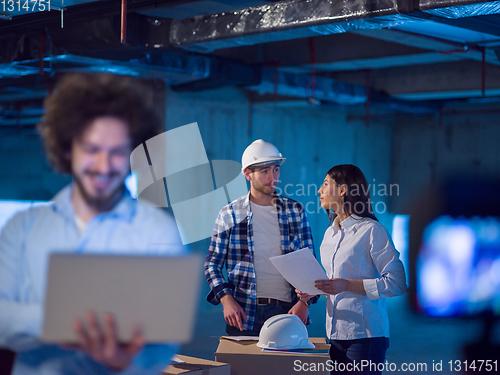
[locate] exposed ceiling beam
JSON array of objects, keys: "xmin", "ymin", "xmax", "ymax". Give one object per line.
[
  {"xmin": 211, "ymin": 28, "xmax": 499, "ymax": 73},
  {"xmin": 0, "ymin": 117, "xmax": 42, "ymax": 126},
  {"xmin": 247, "ymin": 67, "xmax": 439, "ymax": 114},
  {"xmin": 211, "ymin": 33, "xmax": 430, "ymax": 66},
  {"xmin": 329, "ymin": 60, "xmax": 500, "ymax": 100},
  {"xmin": 1, "ymin": 0, "xmax": 500, "ymax": 107},
  {"xmin": 0, "ymin": 91, "xmax": 47, "ymax": 102},
  {"xmin": 352, "ymin": 29, "xmax": 500, "ymax": 66},
  {"xmin": 413, "ymin": 11, "xmax": 500, "ymax": 38},
  {"xmin": 282, "ymin": 52, "xmax": 465, "ymax": 73}
]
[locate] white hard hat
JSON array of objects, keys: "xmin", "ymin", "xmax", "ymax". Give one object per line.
[
  {"xmin": 241, "ymin": 139, "xmax": 286, "ymax": 173},
  {"xmin": 256, "ymin": 314, "xmax": 315, "ymax": 350}
]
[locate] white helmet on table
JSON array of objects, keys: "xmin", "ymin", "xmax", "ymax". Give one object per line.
[
  {"xmin": 256, "ymin": 314, "xmax": 315, "ymax": 350},
  {"xmin": 241, "ymin": 139, "xmax": 286, "ymax": 174}
]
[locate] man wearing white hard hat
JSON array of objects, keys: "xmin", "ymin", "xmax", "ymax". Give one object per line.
[{"xmin": 205, "ymin": 140, "xmax": 318, "ymax": 335}]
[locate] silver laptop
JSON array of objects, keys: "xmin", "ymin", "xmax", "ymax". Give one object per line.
[{"xmin": 41, "ymin": 253, "xmax": 203, "ymax": 343}]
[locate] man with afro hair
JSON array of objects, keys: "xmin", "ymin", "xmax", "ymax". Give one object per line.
[{"xmin": 0, "ymin": 73, "xmax": 183, "ymax": 375}]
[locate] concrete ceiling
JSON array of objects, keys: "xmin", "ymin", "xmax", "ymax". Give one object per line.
[{"xmin": 1, "ymin": 0, "xmax": 500, "ymax": 129}]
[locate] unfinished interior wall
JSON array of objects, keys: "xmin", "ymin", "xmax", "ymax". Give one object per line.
[
  {"xmin": 390, "ymin": 111, "xmax": 500, "ymax": 214},
  {"xmin": 0, "ymin": 134, "xmax": 71, "ymax": 201}
]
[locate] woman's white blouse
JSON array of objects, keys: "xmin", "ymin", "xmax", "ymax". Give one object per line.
[{"xmin": 320, "ymin": 215, "xmax": 407, "ymax": 340}]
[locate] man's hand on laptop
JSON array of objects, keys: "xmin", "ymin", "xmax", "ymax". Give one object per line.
[{"xmin": 71, "ymin": 311, "xmax": 144, "ymax": 371}]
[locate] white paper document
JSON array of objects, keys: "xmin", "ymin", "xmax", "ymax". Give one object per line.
[
  {"xmin": 171, "ymin": 356, "xmax": 186, "ymax": 364},
  {"xmin": 221, "ymin": 336, "xmax": 260, "ymax": 341},
  {"xmin": 270, "ymin": 248, "xmax": 329, "ymax": 295}
]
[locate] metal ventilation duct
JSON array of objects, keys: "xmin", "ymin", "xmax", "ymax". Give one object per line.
[
  {"xmin": 170, "ymin": 0, "xmax": 500, "ymax": 51},
  {"xmin": 170, "ymin": 0, "xmax": 414, "ymax": 52},
  {"xmin": 420, "ymin": 0, "xmax": 500, "ymax": 18},
  {"xmin": 246, "ymin": 67, "xmax": 439, "ymax": 114},
  {"xmin": 138, "ymin": 0, "xmax": 272, "ymax": 19},
  {"xmin": 249, "ymin": 67, "xmax": 367, "ymax": 105},
  {"xmin": 0, "ymin": 54, "xmax": 211, "ymax": 85}
]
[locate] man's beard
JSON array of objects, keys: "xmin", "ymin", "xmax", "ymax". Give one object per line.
[
  {"xmin": 252, "ymin": 178, "xmax": 276, "ymax": 196},
  {"xmin": 73, "ymin": 172, "xmax": 125, "ymax": 212}
]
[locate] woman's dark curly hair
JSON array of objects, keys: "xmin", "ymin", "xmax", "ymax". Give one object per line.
[{"xmin": 39, "ymin": 73, "xmax": 161, "ymax": 173}]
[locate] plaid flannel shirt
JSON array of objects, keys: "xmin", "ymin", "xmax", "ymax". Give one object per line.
[{"xmin": 204, "ymin": 192, "xmax": 318, "ymax": 331}]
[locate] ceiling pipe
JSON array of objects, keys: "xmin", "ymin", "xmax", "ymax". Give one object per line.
[
  {"xmin": 39, "ymin": 30, "xmax": 45, "ymax": 76},
  {"xmin": 365, "ymin": 69, "xmax": 371, "ymax": 127},
  {"xmin": 347, "ymin": 106, "xmax": 500, "ymax": 122},
  {"xmin": 121, "ymin": 0, "xmax": 127, "ymax": 44},
  {"xmin": 482, "ymin": 46, "xmax": 486, "ymax": 96}
]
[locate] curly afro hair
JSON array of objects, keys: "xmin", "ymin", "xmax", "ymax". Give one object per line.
[{"xmin": 39, "ymin": 73, "xmax": 162, "ymax": 174}]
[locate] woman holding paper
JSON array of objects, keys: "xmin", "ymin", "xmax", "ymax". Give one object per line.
[{"xmin": 297, "ymin": 164, "xmax": 406, "ymax": 375}]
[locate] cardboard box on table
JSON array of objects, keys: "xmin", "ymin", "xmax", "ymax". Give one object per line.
[
  {"xmin": 215, "ymin": 337, "xmax": 330, "ymax": 375},
  {"xmin": 164, "ymin": 354, "xmax": 231, "ymax": 375}
]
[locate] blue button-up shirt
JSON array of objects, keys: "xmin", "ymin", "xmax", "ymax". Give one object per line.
[
  {"xmin": 204, "ymin": 192, "xmax": 317, "ymax": 331},
  {"xmin": 0, "ymin": 184, "xmax": 184, "ymax": 375}
]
